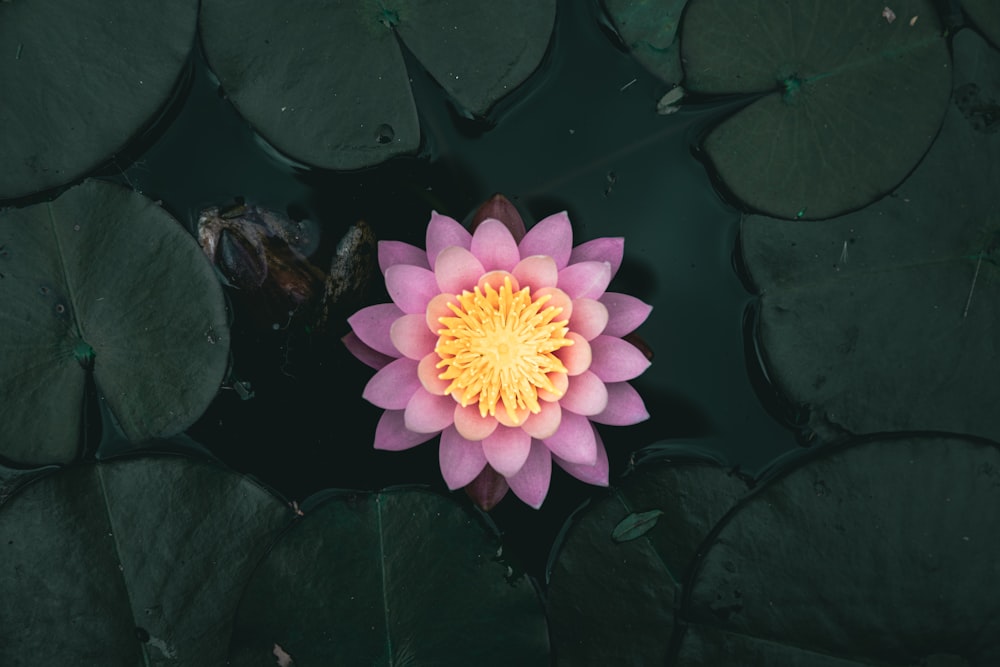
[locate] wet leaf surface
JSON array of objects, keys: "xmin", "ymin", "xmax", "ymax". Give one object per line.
[
  {"xmin": 0, "ymin": 455, "xmax": 291, "ymax": 666},
  {"xmin": 603, "ymin": 0, "xmax": 687, "ymax": 84},
  {"xmin": 681, "ymin": 0, "xmax": 950, "ymax": 219},
  {"xmin": 229, "ymin": 488, "xmax": 549, "ymax": 666},
  {"xmin": 199, "ymin": 0, "xmax": 555, "ymax": 170},
  {"xmin": 964, "ymin": 0, "xmax": 1000, "ymax": 48},
  {"xmin": 740, "ymin": 30, "xmax": 1000, "ymax": 443},
  {"xmin": 0, "ymin": 0, "xmax": 197, "ymax": 200},
  {"xmin": 0, "ymin": 180, "xmax": 230, "ymax": 464}
]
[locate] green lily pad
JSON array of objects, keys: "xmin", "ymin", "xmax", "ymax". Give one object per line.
[
  {"xmin": 676, "ymin": 435, "xmax": 1000, "ymax": 664},
  {"xmin": 681, "ymin": 0, "xmax": 950, "ymax": 219},
  {"xmin": 0, "ymin": 0, "xmax": 197, "ymax": 200},
  {"xmin": 0, "ymin": 455, "xmax": 292, "ymax": 665},
  {"xmin": 199, "ymin": 0, "xmax": 555, "ymax": 170},
  {"xmin": 964, "ymin": 0, "xmax": 1000, "ymax": 47},
  {"xmin": 740, "ymin": 30, "xmax": 1000, "ymax": 443},
  {"xmin": 229, "ymin": 489, "xmax": 549, "ymax": 665},
  {"xmin": 546, "ymin": 449, "xmax": 750, "ymax": 666},
  {"xmin": 0, "ymin": 179, "xmax": 229, "ymax": 464},
  {"xmin": 603, "ymin": 0, "xmax": 687, "ymax": 84}
]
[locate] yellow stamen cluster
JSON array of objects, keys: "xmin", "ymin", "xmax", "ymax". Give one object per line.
[{"xmin": 435, "ymin": 276, "xmax": 573, "ymax": 424}]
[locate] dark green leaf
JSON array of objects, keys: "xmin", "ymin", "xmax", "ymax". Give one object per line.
[
  {"xmin": 0, "ymin": 179, "xmax": 230, "ymax": 464},
  {"xmin": 0, "ymin": 455, "xmax": 292, "ymax": 666},
  {"xmin": 611, "ymin": 508, "xmax": 664, "ymax": 542},
  {"xmin": 740, "ymin": 30, "xmax": 1000, "ymax": 444},
  {"xmin": 0, "ymin": 0, "xmax": 197, "ymax": 200},
  {"xmin": 676, "ymin": 435, "xmax": 1000, "ymax": 664},
  {"xmin": 229, "ymin": 489, "xmax": 549, "ymax": 666},
  {"xmin": 681, "ymin": 0, "xmax": 950, "ymax": 219},
  {"xmin": 199, "ymin": 0, "xmax": 554, "ymax": 170},
  {"xmin": 604, "ymin": 0, "xmax": 687, "ymax": 84},
  {"xmin": 547, "ymin": 450, "xmax": 750, "ymax": 666},
  {"xmin": 963, "ymin": 0, "xmax": 1000, "ymax": 48}
]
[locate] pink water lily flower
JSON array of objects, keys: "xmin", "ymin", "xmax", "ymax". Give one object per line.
[{"xmin": 343, "ymin": 195, "xmax": 652, "ymax": 510}]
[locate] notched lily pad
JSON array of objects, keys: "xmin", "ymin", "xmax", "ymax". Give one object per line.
[
  {"xmin": 229, "ymin": 488, "xmax": 549, "ymax": 666},
  {"xmin": 200, "ymin": 0, "xmax": 555, "ymax": 170},
  {"xmin": 0, "ymin": 455, "xmax": 292, "ymax": 666},
  {"xmin": 546, "ymin": 448, "xmax": 751, "ymax": 666},
  {"xmin": 0, "ymin": 179, "xmax": 230, "ymax": 464},
  {"xmin": 0, "ymin": 0, "xmax": 197, "ymax": 200},
  {"xmin": 681, "ymin": 0, "xmax": 950, "ymax": 219},
  {"xmin": 676, "ymin": 435, "xmax": 1000, "ymax": 665},
  {"xmin": 604, "ymin": 0, "xmax": 687, "ymax": 84},
  {"xmin": 740, "ymin": 30, "xmax": 1000, "ymax": 443}
]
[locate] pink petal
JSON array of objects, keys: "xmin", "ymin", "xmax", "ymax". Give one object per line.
[
  {"xmin": 482, "ymin": 426, "xmax": 532, "ymax": 477},
  {"xmin": 404, "ymin": 389, "xmax": 456, "ymax": 434},
  {"xmin": 590, "ymin": 335, "xmax": 652, "ymax": 382},
  {"xmin": 542, "ymin": 410, "xmax": 596, "ymax": 465},
  {"xmin": 426, "ymin": 293, "xmax": 457, "ymax": 333},
  {"xmin": 385, "ymin": 264, "xmax": 440, "ymax": 314},
  {"xmin": 555, "ymin": 332, "xmax": 592, "ymax": 376},
  {"xmin": 470, "ymin": 219, "xmax": 520, "ymax": 272},
  {"xmin": 552, "ymin": 424, "xmax": 609, "ymax": 486},
  {"xmin": 434, "ymin": 245, "xmax": 485, "ymax": 294},
  {"xmin": 348, "ymin": 303, "xmax": 404, "ymax": 358},
  {"xmin": 342, "ymin": 331, "xmax": 393, "ymax": 370},
  {"xmin": 569, "ymin": 237, "xmax": 624, "ymax": 277},
  {"xmin": 464, "ymin": 466, "xmax": 509, "ymax": 510},
  {"xmin": 558, "ymin": 261, "xmax": 612, "ymax": 300},
  {"xmin": 362, "ymin": 358, "xmax": 421, "ymax": 409},
  {"xmin": 512, "ymin": 255, "xmax": 558, "ymax": 292},
  {"xmin": 522, "ymin": 400, "xmax": 561, "ymax": 439},
  {"xmin": 538, "ymin": 369, "xmax": 569, "ymax": 402},
  {"xmin": 378, "ymin": 240, "xmax": 429, "ymax": 274},
  {"xmin": 453, "ymin": 403, "xmax": 499, "ymax": 440},
  {"xmin": 519, "ymin": 211, "xmax": 573, "ymax": 269},
  {"xmin": 471, "ymin": 194, "xmax": 526, "ymax": 242},
  {"xmin": 478, "ymin": 270, "xmax": 518, "ymax": 294},
  {"xmin": 438, "ymin": 426, "xmax": 488, "ymax": 489},
  {"xmin": 560, "ymin": 370, "xmax": 609, "ymax": 416},
  {"xmin": 600, "ymin": 293, "xmax": 653, "ymax": 337},
  {"xmin": 533, "ymin": 287, "xmax": 572, "ymax": 322},
  {"xmin": 507, "ymin": 440, "xmax": 552, "ymax": 509},
  {"xmin": 374, "ymin": 410, "xmax": 436, "ymax": 451},
  {"xmin": 426, "ymin": 211, "xmax": 472, "ymax": 268},
  {"xmin": 418, "ymin": 353, "xmax": 450, "ymax": 395},
  {"xmin": 390, "ymin": 313, "xmax": 437, "ymax": 360},
  {"xmin": 592, "ymin": 382, "xmax": 650, "ymax": 426},
  {"xmin": 568, "ymin": 298, "xmax": 609, "ymax": 341}
]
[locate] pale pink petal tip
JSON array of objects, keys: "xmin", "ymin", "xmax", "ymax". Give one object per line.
[
  {"xmin": 542, "ymin": 410, "xmax": 597, "ymax": 465},
  {"xmin": 347, "ymin": 303, "xmax": 404, "ymax": 358},
  {"xmin": 426, "ymin": 211, "xmax": 472, "ymax": 268},
  {"xmin": 362, "ymin": 358, "xmax": 420, "ymax": 410},
  {"xmin": 592, "ymin": 382, "xmax": 650, "ymax": 426},
  {"xmin": 465, "ymin": 466, "xmax": 510, "ymax": 511},
  {"xmin": 482, "ymin": 427, "xmax": 532, "ymax": 477},
  {"xmin": 404, "ymin": 389, "xmax": 456, "ymax": 434},
  {"xmin": 558, "ymin": 260, "xmax": 612, "ymax": 300},
  {"xmin": 378, "ymin": 240, "xmax": 429, "ymax": 274},
  {"xmin": 439, "ymin": 426, "xmax": 488, "ymax": 489},
  {"xmin": 570, "ymin": 237, "xmax": 624, "ymax": 277},
  {"xmin": 374, "ymin": 410, "xmax": 435, "ymax": 451},
  {"xmin": 385, "ymin": 264, "xmax": 440, "ymax": 315},
  {"xmin": 434, "ymin": 245, "xmax": 485, "ymax": 294},
  {"xmin": 568, "ymin": 298, "xmax": 609, "ymax": 341},
  {"xmin": 507, "ymin": 440, "xmax": 553, "ymax": 509},
  {"xmin": 512, "ymin": 255, "xmax": 559, "ymax": 291},
  {"xmin": 589, "ymin": 335, "xmax": 652, "ymax": 382},
  {"xmin": 342, "ymin": 331, "xmax": 393, "ymax": 370},
  {"xmin": 600, "ymin": 292, "xmax": 653, "ymax": 337},
  {"xmin": 390, "ymin": 313, "xmax": 437, "ymax": 360},
  {"xmin": 470, "ymin": 219, "xmax": 521, "ymax": 272},
  {"xmin": 553, "ymin": 425, "xmax": 609, "ymax": 486},
  {"xmin": 471, "ymin": 194, "xmax": 527, "ymax": 242},
  {"xmin": 519, "ymin": 211, "xmax": 573, "ymax": 269},
  {"xmin": 560, "ymin": 370, "xmax": 609, "ymax": 416}
]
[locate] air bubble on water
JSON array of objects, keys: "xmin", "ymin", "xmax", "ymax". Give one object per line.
[
  {"xmin": 375, "ymin": 123, "xmax": 395, "ymax": 144},
  {"xmin": 205, "ymin": 327, "xmax": 219, "ymax": 344},
  {"xmin": 55, "ymin": 303, "xmax": 66, "ymax": 314}
]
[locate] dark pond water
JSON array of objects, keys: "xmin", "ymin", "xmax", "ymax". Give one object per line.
[{"xmin": 102, "ymin": 0, "xmax": 800, "ymax": 580}]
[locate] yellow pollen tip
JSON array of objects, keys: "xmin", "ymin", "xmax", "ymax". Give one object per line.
[{"xmin": 433, "ymin": 276, "xmax": 573, "ymax": 424}]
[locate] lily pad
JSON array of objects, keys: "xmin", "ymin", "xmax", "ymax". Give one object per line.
[
  {"xmin": 0, "ymin": 0, "xmax": 197, "ymax": 200},
  {"xmin": 229, "ymin": 489, "xmax": 549, "ymax": 665},
  {"xmin": 546, "ymin": 450, "xmax": 750, "ymax": 665},
  {"xmin": 603, "ymin": 0, "xmax": 687, "ymax": 84},
  {"xmin": 681, "ymin": 0, "xmax": 950, "ymax": 219},
  {"xmin": 0, "ymin": 179, "xmax": 229, "ymax": 464},
  {"xmin": 964, "ymin": 0, "xmax": 1000, "ymax": 47},
  {"xmin": 740, "ymin": 29, "xmax": 1000, "ymax": 443},
  {"xmin": 676, "ymin": 434, "xmax": 1000, "ymax": 664},
  {"xmin": 199, "ymin": 0, "xmax": 555, "ymax": 170},
  {"xmin": 0, "ymin": 455, "xmax": 292, "ymax": 665}
]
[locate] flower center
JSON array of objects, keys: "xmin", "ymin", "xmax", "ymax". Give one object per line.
[{"xmin": 435, "ymin": 275, "xmax": 572, "ymax": 424}]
